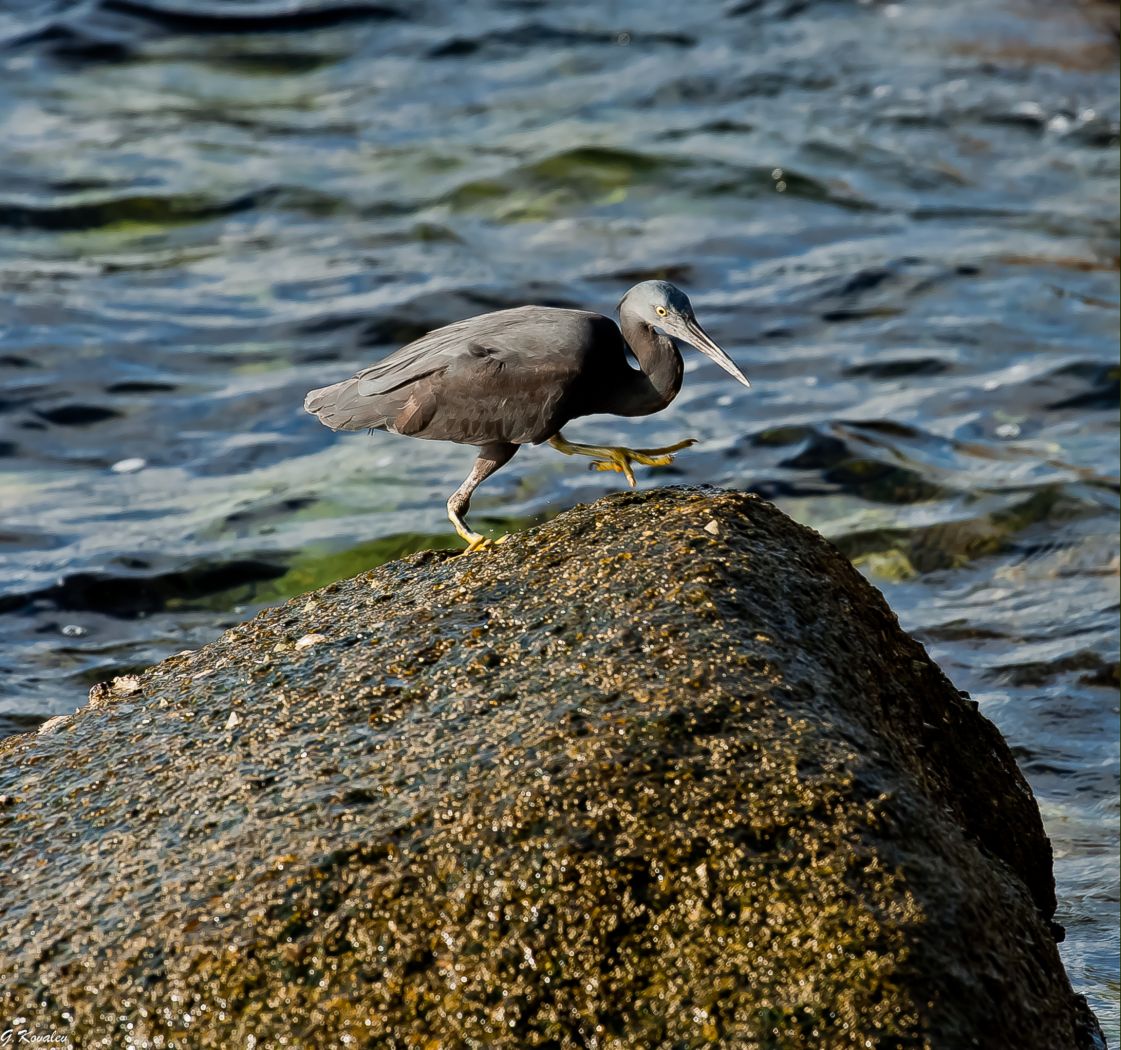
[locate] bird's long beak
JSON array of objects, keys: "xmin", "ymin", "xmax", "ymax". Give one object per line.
[{"xmin": 682, "ymin": 317, "xmax": 751, "ymax": 388}]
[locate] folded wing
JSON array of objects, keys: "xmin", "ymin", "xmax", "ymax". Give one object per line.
[{"xmin": 304, "ymin": 306, "xmax": 618, "ymax": 444}]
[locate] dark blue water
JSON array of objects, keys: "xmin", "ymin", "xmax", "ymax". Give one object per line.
[{"xmin": 0, "ymin": 0, "xmax": 1117, "ymax": 1033}]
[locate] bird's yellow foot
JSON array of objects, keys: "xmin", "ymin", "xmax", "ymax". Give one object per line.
[
  {"xmin": 548, "ymin": 434, "xmax": 698, "ymax": 487},
  {"xmin": 588, "ymin": 439, "xmax": 698, "ymax": 487},
  {"xmin": 460, "ymin": 533, "xmax": 508, "ymax": 555}
]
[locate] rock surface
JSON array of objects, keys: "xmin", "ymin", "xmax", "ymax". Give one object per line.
[{"xmin": 0, "ymin": 488, "xmax": 1103, "ymax": 1049}]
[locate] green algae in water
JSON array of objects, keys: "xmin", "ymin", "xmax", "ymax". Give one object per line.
[
  {"xmin": 166, "ymin": 532, "xmax": 449, "ymax": 612},
  {"xmin": 854, "ymin": 547, "xmax": 919, "ymax": 582},
  {"xmin": 173, "ymin": 513, "xmax": 542, "ymax": 611},
  {"xmin": 444, "ymin": 147, "xmax": 683, "ymax": 221},
  {"xmin": 835, "ymin": 485, "xmax": 1092, "ymax": 576}
]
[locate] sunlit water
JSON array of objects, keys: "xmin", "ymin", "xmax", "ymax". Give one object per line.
[{"xmin": 0, "ymin": 0, "xmax": 1117, "ymax": 1034}]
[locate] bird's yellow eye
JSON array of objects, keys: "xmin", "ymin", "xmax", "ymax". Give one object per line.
[{"xmin": 655, "ymin": 306, "xmax": 667, "ymax": 316}]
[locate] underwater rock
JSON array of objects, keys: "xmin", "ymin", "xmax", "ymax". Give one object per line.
[{"xmin": 0, "ymin": 487, "xmax": 1103, "ymax": 1048}]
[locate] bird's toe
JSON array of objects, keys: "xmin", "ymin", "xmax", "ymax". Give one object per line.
[
  {"xmin": 639, "ymin": 437, "xmax": 698, "ymax": 456},
  {"xmin": 460, "ymin": 533, "xmax": 509, "ymax": 555}
]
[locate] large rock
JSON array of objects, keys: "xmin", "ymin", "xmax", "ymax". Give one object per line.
[{"xmin": 0, "ymin": 488, "xmax": 1103, "ymax": 1049}]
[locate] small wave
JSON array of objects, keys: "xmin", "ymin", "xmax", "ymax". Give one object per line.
[
  {"xmin": 100, "ymin": 0, "xmax": 406, "ymax": 33},
  {"xmin": 428, "ymin": 22, "xmax": 693, "ymax": 60},
  {"xmin": 0, "ymin": 185, "xmax": 346, "ymax": 232},
  {"xmin": 35, "ymin": 404, "xmax": 122, "ymax": 426},
  {"xmin": 0, "ymin": 559, "xmax": 288, "ymax": 618},
  {"xmin": 836, "ymin": 485, "xmax": 1104, "ymax": 578},
  {"xmin": 0, "ymin": 191, "xmax": 254, "ymax": 232}
]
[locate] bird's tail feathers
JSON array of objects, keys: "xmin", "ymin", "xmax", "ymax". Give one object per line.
[{"xmin": 304, "ymin": 378, "xmax": 389, "ymax": 432}]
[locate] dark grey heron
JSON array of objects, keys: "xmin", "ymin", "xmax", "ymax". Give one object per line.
[{"xmin": 304, "ymin": 281, "xmax": 750, "ymax": 551}]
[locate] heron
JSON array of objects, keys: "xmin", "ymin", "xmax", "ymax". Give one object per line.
[{"xmin": 304, "ymin": 281, "xmax": 750, "ymax": 552}]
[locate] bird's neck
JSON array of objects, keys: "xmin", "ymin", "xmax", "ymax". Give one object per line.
[{"xmin": 616, "ymin": 313, "xmax": 683, "ymax": 417}]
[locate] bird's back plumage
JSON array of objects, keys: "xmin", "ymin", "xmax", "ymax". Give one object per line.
[{"xmin": 304, "ymin": 306, "xmax": 626, "ymax": 445}]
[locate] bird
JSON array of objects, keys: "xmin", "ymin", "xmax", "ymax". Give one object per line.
[{"xmin": 304, "ymin": 281, "xmax": 750, "ymax": 552}]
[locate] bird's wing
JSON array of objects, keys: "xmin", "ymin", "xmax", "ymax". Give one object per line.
[
  {"xmin": 350, "ymin": 306, "xmax": 605, "ymax": 396},
  {"xmin": 305, "ymin": 306, "xmax": 619, "ymax": 437},
  {"xmin": 351, "ymin": 318, "xmax": 475, "ymax": 396}
]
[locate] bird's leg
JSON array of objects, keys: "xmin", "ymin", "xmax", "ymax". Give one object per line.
[
  {"xmin": 548, "ymin": 433, "xmax": 697, "ymax": 488},
  {"xmin": 447, "ymin": 443, "xmax": 518, "ymax": 554}
]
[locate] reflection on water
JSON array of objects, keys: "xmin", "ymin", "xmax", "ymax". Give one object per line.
[{"xmin": 0, "ymin": 0, "xmax": 1117, "ymax": 1033}]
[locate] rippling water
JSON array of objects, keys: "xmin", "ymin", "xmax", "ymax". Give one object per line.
[{"xmin": 1, "ymin": 0, "xmax": 1117, "ymax": 1033}]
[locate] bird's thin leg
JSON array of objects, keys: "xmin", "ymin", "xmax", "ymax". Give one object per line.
[
  {"xmin": 548, "ymin": 432, "xmax": 697, "ymax": 488},
  {"xmin": 447, "ymin": 443, "xmax": 518, "ymax": 553}
]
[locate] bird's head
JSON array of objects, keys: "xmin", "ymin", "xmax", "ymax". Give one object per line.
[{"xmin": 618, "ymin": 281, "xmax": 750, "ymax": 388}]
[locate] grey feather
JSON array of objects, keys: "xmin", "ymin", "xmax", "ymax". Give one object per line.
[{"xmin": 304, "ymin": 306, "xmax": 623, "ymax": 444}]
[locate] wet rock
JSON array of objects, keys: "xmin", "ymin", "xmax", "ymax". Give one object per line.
[{"xmin": 0, "ymin": 488, "xmax": 1103, "ymax": 1049}]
